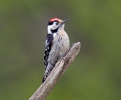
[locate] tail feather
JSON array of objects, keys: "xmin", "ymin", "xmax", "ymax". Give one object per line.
[
  {"xmin": 42, "ymin": 63, "xmax": 54, "ymax": 83},
  {"xmin": 42, "ymin": 77, "xmax": 45, "ymax": 83}
]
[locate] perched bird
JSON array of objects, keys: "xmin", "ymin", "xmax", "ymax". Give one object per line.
[{"xmin": 42, "ymin": 18, "xmax": 70, "ymax": 83}]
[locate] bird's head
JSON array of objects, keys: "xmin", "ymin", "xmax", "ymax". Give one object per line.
[{"xmin": 47, "ymin": 18, "xmax": 67, "ymax": 34}]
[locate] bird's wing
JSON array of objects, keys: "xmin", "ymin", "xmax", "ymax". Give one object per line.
[{"xmin": 44, "ymin": 34, "xmax": 53, "ymax": 70}]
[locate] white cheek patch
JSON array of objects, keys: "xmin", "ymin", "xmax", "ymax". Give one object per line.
[
  {"xmin": 53, "ymin": 23, "xmax": 58, "ymax": 29},
  {"xmin": 47, "ymin": 23, "xmax": 59, "ymax": 34}
]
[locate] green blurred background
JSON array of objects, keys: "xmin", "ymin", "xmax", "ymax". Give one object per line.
[{"xmin": 0, "ymin": 0, "xmax": 121, "ymax": 100}]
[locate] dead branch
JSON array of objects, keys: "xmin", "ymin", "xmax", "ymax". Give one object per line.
[{"xmin": 29, "ymin": 42, "xmax": 81, "ymax": 100}]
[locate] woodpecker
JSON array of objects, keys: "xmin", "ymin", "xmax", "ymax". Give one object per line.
[{"xmin": 42, "ymin": 18, "xmax": 70, "ymax": 83}]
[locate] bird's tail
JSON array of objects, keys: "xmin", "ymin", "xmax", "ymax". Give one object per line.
[
  {"xmin": 42, "ymin": 77, "xmax": 45, "ymax": 83},
  {"xmin": 42, "ymin": 63, "xmax": 54, "ymax": 83}
]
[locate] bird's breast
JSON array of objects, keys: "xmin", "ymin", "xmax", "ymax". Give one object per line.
[{"xmin": 53, "ymin": 31, "xmax": 70, "ymax": 57}]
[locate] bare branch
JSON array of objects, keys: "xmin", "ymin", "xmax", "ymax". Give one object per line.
[{"xmin": 29, "ymin": 42, "xmax": 81, "ymax": 100}]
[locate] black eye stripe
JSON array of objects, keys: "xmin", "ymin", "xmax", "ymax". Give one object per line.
[{"xmin": 51, "ymin": 27, "xmax": 59, "ymax": 33}]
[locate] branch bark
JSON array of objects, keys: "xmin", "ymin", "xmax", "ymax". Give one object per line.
[{"xmin": 29, "ymin": 42, "xmax": 81, "ymax": 100}]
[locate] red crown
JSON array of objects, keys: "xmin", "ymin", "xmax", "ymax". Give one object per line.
[{"xmin": 49, "ymin": 18, "xmax": 61, "ymax": 22}]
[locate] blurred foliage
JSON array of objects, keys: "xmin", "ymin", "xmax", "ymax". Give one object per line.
[{"xmin": 0, "ymin": 0, "xmax": 121, "ymax": 100}]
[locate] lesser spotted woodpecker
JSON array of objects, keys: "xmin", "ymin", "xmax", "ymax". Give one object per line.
[{"xmin": 42, "ymin": 18, "xmax": 70, "ymax": 83}]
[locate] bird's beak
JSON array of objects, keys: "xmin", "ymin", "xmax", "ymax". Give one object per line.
[
  {"xmin": 59, "ymin": 19, "xmax": 68, "ymax": 27},
  {"xmin": 61, "ymin": 19, "xmax": 68, "ymax": 24}
]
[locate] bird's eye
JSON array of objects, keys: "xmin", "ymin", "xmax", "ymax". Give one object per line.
[{"xmin": 56, "ymin": 22, "xmax": 59, "ymax": 25}]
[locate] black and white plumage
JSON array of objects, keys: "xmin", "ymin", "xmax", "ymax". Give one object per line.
[
  {"xmin": 44, "ymin": 34, "xmax": 53, "ymax": 69},
  {"xmin": 42, "ymin": 18, "xmax": 70, "ymax": 83}
]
